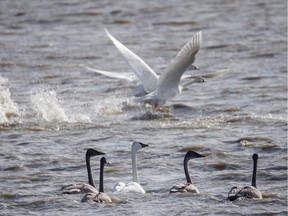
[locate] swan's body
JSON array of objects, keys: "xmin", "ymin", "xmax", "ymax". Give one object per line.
[
  {"xmin": 113, "ymin": 182, "xmax": 145, "ymax": 194},
  {"xmin": 228, "ymin": 154, "xmax": 262, "ymax": 201},
  {"xmin": 81, "ymin": 157, "xmax": 112, "ymax": 203},
  {"xmin": 112, "ymin": 142, "xmax": 148, "ymax": 194},
  {"xmin": 83, "ymin": 66, "xmax": 204, "ymax": 97},
  {"xmin": 131, "ymin": 31, "xmax": 202, "ymax": 109},
  {"xmin": 228, "ymin": 186, "xmax": 262, "ymax": 201},
  {"xmin": 170, "ymin": 151, "xmax": 205, "ymax": 194},
  {"xmin": 61, "ymin": 149, "xmax": 105, "ymax": 194}
]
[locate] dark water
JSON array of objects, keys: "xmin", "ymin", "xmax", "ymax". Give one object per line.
[{"xmin": 0, "ymin": 0, "xmax": 287, "ymax": 215}]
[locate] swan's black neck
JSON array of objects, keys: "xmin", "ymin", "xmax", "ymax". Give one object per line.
[
  {"xmin": 99, "ymin": 157, "xmax": 106, "ymax": 193},
  {"xmin": 86, "ymin": 153, "xmax": 96, "ymax": 188},
  {"xmin": 184, "ymin": 155, "xmax": 192, "ymax": 184},
  {"xmin": 251, "ymin": 154, "xmax": 258, "ymax": 188}
]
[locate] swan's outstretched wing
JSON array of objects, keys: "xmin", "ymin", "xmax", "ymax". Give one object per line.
[
  {"xmin": 157, "ymin": 31, "xmax": 202, "ymax": 90},
  {"xmin": 105, "ymin": 29, "xmax": 158, "ymax": 93},
  {"xmin": 84, "ymin": 66, "xmax": 136, "ymax": 82}
]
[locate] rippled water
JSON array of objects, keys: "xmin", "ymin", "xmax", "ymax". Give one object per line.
[{"xmin": 0, "ymin": 0, "xmax": 287, "ymax": 215}]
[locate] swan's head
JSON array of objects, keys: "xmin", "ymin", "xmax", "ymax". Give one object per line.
[
  {"xmin": 132, "ymin": 141, "xmax": 149, "ymax": 152},
  {"xmin": 185, "ymin": 151, "xmax": 205, "ymax": 160},
  {"xmin": 100, "ymin": 156, "xmax": 110, "ymax": 165},
  {"xmin": 252, "ymin": 153, "xmax": 258, "ymax": 161},
  {"xmin": 86, "ymin": 148, "xmax": 105, "ymax": 158}
]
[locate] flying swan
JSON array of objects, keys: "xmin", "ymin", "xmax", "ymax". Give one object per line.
[
  {"xmin": 170, "ymin": 151, "xmax": 205, "ymax": 193},
  {"xmin": 84, "ymin": 29, "xmax": 205, "ymax": 100},
  {"xmin": 135, "ymin": 31, "xmax": 202, "ymax": 110},
  {"xmin": 61, "ymin": 148, "xmax": 105, "ymax": 194},
  {"xmin": 112, "ymin": 141, "xmax": 149, "ymax": 194}
]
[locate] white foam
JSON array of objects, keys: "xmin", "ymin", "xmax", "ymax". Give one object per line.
[
  {"xmin": 0, "ymin": 76, "xmax": 20, "ymax": 125},
  {"xmin": 70, "ymin": 113, "xmax": 92, "ymax": 124},
  {"xmin": 30, "ymin": 87, "xmax": 92, "ymax": 124},
  {"xmin": 30, "ymin": 88, "xmax": 69, "ymax": 123}
]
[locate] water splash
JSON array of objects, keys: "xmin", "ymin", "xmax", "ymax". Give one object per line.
[
  {"xmin": 30, "ymin": 88, "xmax": 69, "ymax": 123},
  {"xmin": 0, "ymin": 76, "xmax": 20, "ymax": 126},
  {"xmin": 30, "ymin": 87, "xmax": 92, "ymax": 124}
]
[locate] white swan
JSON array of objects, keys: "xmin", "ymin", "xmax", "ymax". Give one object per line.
[
  {"xmin": 81, "ymin": 157, "xmax": 112, "ymax": 203},
  {"xmin": 112, "ymin": 141, "xmax": 148, "ymax": 194},
  {"xmin": 170, "ymin": 151, "xmax": 205, "ymax": 193},
  {"xmin": 228, "ymin": 153, "xmax": 262, "ymax": 201},
  {"xmin": 102, "ymin": 29, "xmax": 203, "ymax": 98},
  {"xmin": 61, "ymin": 148, "xmax": 105, "ymax": 194},
  {"xmin": 135, "ymin": 31, "xmax": 202, "ymax": 109}
]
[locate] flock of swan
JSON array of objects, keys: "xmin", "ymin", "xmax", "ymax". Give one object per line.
[
  {"xmin": 83, "ymin": 29, "xmax": 229, "ymax": 112},
  {"xmin": 60, "ymin": 31, "xmax": 263, "ymax": 204},
  {"xmin": 61, "ymin": 142, "xmax": 262, "ymax": 203}
]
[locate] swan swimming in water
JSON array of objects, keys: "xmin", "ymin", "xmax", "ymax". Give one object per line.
[
  {"xmin": 170, "ymin": 151, "xmax": 205, "ymax": 193},
  {"xmin": 112, "ymin": 141, "xmax": 148, "ymax": 194},
  {"xmin": 228, "ymin": 153, "xmax": 262, "ymax": 201},
  {"xmin": 61, "ymin": 148, "xmax": 105, "ymax": 194},
  {"xmin": 81, "ymin": 157, "xmax": 112, "ymax": 203}
]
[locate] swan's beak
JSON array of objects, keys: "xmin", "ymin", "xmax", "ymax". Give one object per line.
[
  {"xmin": 198, "ymin": 153, "xmax": 206, "ymax": 158},
  {"xmin": 140, "ymin": 143, "xmax": 149, "ymax": 148}
]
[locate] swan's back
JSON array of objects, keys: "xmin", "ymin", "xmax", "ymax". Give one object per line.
[
  {"xmin": 81, "ymin": 192, "xmax": 112, "ymax": 203},
  {"xmin": 61, "ymin": 183, "xmax": 98, "ymax": 194},
  {"xmin": 170, "ymin": 183, "xmax": 200, "ymax": 194},
  {"xmin": 122, "ymin": 182, "xmax": 146, "ymax": 194},
  {"xmin": 228, "ymin": 186, "xmax": 262, "ymax": 201},
  {"xmin": 112, "ymin": 182, "xmax": 145, "ymax": 194}
]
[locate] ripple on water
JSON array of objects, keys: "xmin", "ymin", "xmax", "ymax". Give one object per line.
[
  {"xmin": 224, "ymin": 136, "xmax": 273, "ymax": 145},
  {"xmin": 208, "ymin": 162, "xmax": 241, "ymax": 172},
  {"xmin": 180, "ymin": 145, "xmax": 207, "ymax": 152},
  {"xmin": 2, "ymin": 164, "xmax": 25, "ymax": 172}
]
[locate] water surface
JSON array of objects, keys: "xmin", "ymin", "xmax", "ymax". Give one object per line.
[{"xmin": 0, "ymin": 0, "xmax": 287, "ymax": 215}]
